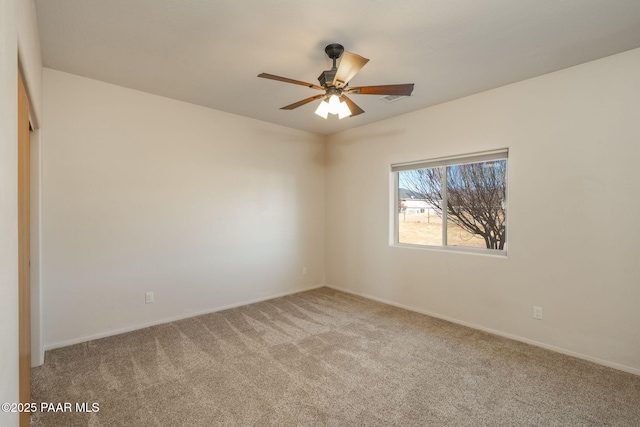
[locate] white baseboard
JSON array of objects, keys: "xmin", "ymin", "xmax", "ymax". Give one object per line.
[
  {"xmin": 44, "ymin": 284, "xmax": 324, "ymax": 352},
  {"xmin": 324, "ymin": 284, "xmax": 640, "ymax": 377}
]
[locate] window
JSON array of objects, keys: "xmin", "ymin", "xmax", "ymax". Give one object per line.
[{"xmin": 392, "ymin": 149, "xmax": 508, "ymax": 254}]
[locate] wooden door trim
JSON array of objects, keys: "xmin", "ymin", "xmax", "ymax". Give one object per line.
[{"xmin": 18, "ymin": 70, "xmax": 31, "ymax": 427}]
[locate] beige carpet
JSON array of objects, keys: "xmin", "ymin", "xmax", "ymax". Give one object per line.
[{"xmin": 32, "ymin": 287, "xmax": 640, "ymax": 426}]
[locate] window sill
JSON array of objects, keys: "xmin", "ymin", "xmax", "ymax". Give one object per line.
[{"xmin": 391, "ymin": 242, "xmax": 508, "ymax": 258}]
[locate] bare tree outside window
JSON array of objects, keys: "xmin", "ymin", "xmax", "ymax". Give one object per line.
[{"xmin": 398, "ymin": 158, "xmax": 507, "ymax": 251}]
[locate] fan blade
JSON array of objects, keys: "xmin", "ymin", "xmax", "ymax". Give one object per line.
[
  {"xmin": 281, "ymin": 94, "xmax": 326, "ymax": 110},
  {"xmin": 258, "ymin": 73, "xmax": 324, "ymax": 91},
  {"xmin": 341, "ymin": 95, "xmax": 365, "ymax": 117},
  {"xmin": 332, "ymin": 52, "xmax": 369, "ymax": 89},
  {"xmin": 347, "ymin": 84, "xmax": 414, "ymax": 96}
]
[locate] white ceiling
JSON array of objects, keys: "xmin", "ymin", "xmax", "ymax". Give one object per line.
[{"xmin": 35, "ymin": 0, "xmax": 640, "ymax": 136}]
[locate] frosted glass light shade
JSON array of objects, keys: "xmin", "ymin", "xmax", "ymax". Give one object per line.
[
  {"xmin": 328, "ymin": 95, "xmax": 340, "ymax": 113},
  {"xmin": 314, "ymin": 100, "xmax": 330, "ymax": 118},
  {"xmin": 338, "ymin": 100, "xmax": 351, "ymax": 119}
]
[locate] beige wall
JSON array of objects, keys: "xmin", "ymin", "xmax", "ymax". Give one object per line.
[
  {"xmin": 325, "ymin": 48, "xmax": 640, "ymax": 374},
  {"xmin": 0, "ymin": 0, "xmax": 20, "ymax": 421},
  {"xmin": 1, "ymin": 0, "xmax": 42, "ymax": 422},
  {"xmin": 18, "ymin": 0, "xmax": 42, "ymax": 126},
  {"xmin": 41, "ymin": 69, "xmax": 325, "ymax": 349}
]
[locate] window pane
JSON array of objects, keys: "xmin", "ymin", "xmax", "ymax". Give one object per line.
[
  {"xmin": 398, "ymin": 168, "xmax": 443, "ymax": 246},
  {"xmin": 446, "ymin": 220, "xmax": 488, "ymax": 248},
  {"xmin": 393, "ymin": 150, "xmax": 508, "ymax": 253},
  {"xmin": 445, "ymin": 160, "xmax": 507, "ymax": 250}
]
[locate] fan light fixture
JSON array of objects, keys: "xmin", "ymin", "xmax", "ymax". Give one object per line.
[{"xmin": 315, "ymin": 95, "xmax": 351, "ymax": 119}]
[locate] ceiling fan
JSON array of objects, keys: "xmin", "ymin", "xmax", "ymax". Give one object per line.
[{"xmin": 258, "ymin": 43, "xmax": 414, "ymax": 119}]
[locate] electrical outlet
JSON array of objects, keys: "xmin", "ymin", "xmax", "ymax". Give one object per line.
[
  {"xmin": 533, "ymin": 306, "xmax": 543, "ymax": 320},
  {"xmin": 145, "ymin": 291, "xmax": 154, "ymax": 304},
  {"xmin": 302, "ymin": 267, "xmax": 308, "ymax": 276}
]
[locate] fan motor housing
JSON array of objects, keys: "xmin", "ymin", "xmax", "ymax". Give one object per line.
[{"xmin": 318, "ymin": 69, "xmax": 337, "ymax": 87}]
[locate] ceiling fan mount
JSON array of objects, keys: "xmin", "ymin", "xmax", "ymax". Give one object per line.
[
  {"xmin": 324, "ymin": 43, "xmax": 345, "ymax": 61},
  {"xmin": 258, "ymin": 43, "xmax": 414, "ymax": 118}
]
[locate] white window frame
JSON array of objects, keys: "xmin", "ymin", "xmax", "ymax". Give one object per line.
[{"xmin": 391, "ymin": 149, "xmax": 509, "ymax": 256}]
